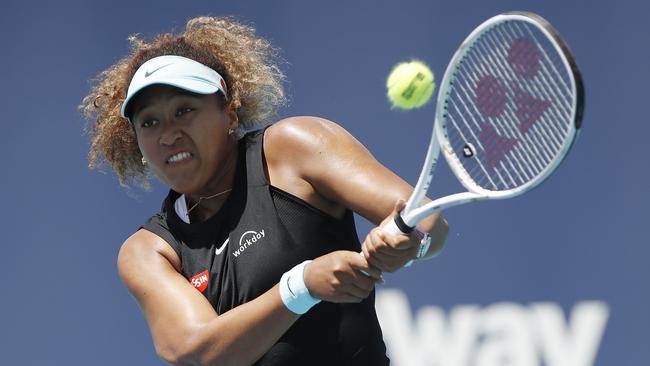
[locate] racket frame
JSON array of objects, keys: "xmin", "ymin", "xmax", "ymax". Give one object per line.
[{"xmin": 395, "ymin": 11, "xmax": 584, "ymax": 231}]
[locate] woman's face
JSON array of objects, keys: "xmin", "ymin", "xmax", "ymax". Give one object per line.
[{"xmin": 131, "ymin": 85, "xmax": 238, "ymax": 195}]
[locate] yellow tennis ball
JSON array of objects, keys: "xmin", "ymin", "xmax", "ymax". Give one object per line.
[{"xmin": 386, "ymin": 60, "xmax": 435, "ymax": 110}]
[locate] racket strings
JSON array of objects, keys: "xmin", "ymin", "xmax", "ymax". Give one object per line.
[
  {"xmin": 443, "ymin": 20, "xmax": 575, "ymax": 192},
  {"xmin": 473, "ymin": 31, "xmax": 565, "ymax": 162},
  {"xmin": 466, "ymin": 41, "xmax": 557, "ymax": 173},
  {"xmin": 512, "ymin": 22, "xmax": 573, "ymax": 104},
  {"xmin": 480, "ymin": 32, "xmax": 569, "ymax": 147},
  {"xmin": 451, "ymin": 50, "xmax": 543, "ymax": 187},
  {"xmin": 451, "ymin": 58, "xmax": 544, "ymax": 187},
  {"xmin": 446, "ymin": 90, "xmax": 514, "ymax": 187},
  {"xmin": 453, "ymin": 61, "xmax": 542, "ymax": 182},
  {"xmin": 499, "ymin": 25, "xmax": 573, "ymax": 137}
]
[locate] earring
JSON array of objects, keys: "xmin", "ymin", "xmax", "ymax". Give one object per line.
[
  {"xmin": 228, "ymin": 128, "xmax": 234, "ymax": 136},
  {"xmin": 141, "ymin": 157, "xmax": 147, "ymax": 165}
]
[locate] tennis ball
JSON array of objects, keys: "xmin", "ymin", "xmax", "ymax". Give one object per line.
[{"xmin": 386, "ymin": 60, "xmax": 435, "ymax": 110}]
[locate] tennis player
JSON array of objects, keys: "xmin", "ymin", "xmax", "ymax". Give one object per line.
[{"xmin": 82, "ymin": 16, "xmax": 448, "ymax": 366}]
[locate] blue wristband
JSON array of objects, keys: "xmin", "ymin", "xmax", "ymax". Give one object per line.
[{"xmin": 279, "ymin": 260, "xmax": 321, "ymax": 314}]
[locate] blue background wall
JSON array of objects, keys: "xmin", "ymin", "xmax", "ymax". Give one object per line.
[{"xmin": 1, "ymin": 0, "xmax": 646, "ymax": 365}]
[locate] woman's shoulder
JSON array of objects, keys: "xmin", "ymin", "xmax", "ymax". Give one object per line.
[
  {"xmin": 268, "ymin": 115, "xmax": 344, "ymax": 133},
  {"xmin": 261, "ymin": 116, "xmax": 353, "ymax": 217},
  {"xmin": 266, "ymin": 115, "xmax": 333, "ymax": 138},
  {"xmin": 118, "ymin": 229, "xmax": 182, "ymax": 275},
  {"xmin": 263, "ymin": 116, "xmax": 352, "ymax": 162}
]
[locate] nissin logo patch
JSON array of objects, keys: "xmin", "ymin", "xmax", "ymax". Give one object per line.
[{"xmin": 189, "ymin": 270, "xmax": 209, "ymax": 293}]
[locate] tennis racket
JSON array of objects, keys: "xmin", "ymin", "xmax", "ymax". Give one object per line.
[{"xmin": 384, "ymin": 11, "xmax": 584, "ymax": 239}]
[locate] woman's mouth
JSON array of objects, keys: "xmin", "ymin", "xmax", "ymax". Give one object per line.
[{"xmin": 167, "ymin": 151, "xmax": 192, "ymax": 164}]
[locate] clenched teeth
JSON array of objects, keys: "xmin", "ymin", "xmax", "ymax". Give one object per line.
[{"xmin": 167, "ymin": 152, "xmax": 192, "ymax": 163}]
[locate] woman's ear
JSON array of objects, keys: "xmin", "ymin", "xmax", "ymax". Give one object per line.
[{"xmin": 225, "ymin": 100, "xmax": 239, "ymax": 131}]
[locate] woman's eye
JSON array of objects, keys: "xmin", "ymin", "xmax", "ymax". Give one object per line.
[
  {"xmin": 176, "ymin": 107, "xmax": 193, "ymax": 117},
  {"xmin": 140, "ymin": 119, "xmax": 159, "ymax": 128}
]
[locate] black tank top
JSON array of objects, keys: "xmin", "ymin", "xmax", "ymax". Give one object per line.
[{"xmin": 142, "ymin": 129, "xmax": 389, "ymax": 365}]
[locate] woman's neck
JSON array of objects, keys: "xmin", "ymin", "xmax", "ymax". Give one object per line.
[{"xmin": 185, "ymin": 146, "xmax": 239, "ymax": 222}]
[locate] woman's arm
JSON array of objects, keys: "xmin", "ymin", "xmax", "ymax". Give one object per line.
[
  {"xmin": 264, "ymin": 117, "xmax": 449, "ymax": 269},
  {"xmin": 265, "ymin": 116, "xmax": 419, "ymax": 223},
  {"xmin": 118, "ymin": 230, "xmax": 381, "ymax": 366}
]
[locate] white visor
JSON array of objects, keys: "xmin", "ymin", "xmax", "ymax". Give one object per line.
[{"xmin": 120, "ymin": 55, "xmax": 228, "ymax": 119}]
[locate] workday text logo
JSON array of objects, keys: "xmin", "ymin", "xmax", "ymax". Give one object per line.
[
  {"xmin": 232, "ymin": 230, "xmax": 266, "ymax": 257},
  {"xmin": 376, "ymin": 289, "xmax": 609, "ymax": 366}
]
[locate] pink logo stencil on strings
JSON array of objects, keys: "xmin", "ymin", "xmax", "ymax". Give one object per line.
[
  {"xmin": 473, "ymin": 36, "xmax": 552, "ymax": 169},
  {"xmin": 480, "ymin": 121, "xmax": 518, "ymax": 169},
  {"xmin": 507, "ymin": 37, "xmax": 541, "ymax": 80},
  {"xmin": 476, "ymin": 75, "xmax": 506, "ymax": 117},
  {"xmin": 514, "ymin": 87, "xmax": 551, "ymax": 133}
]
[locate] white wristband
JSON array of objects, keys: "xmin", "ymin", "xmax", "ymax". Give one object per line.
[{"xmin": 279, "ymin": 260, "xmax": 321, "ymax": 314}]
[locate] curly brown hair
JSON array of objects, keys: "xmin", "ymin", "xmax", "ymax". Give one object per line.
[{"xmin": 81, "ymin": 16, "xmax": 287, "ymax": 188}]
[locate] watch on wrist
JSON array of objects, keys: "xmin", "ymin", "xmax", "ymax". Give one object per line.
[
  {"xmin": 415, "ymin": 229, "xmax": 432, "ymax": 259},
  {"xmin": 404, "ymin": 229, "xmax": 433, "ymax": 267}
]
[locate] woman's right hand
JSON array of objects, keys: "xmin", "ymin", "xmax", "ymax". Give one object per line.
[{"xmin": 303, "ymin": 250, "xmax": 384, "ymax": 303}]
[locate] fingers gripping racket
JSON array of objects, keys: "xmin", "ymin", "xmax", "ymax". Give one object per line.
[{"xmin": 384, "ymin": 12, "xmax": 585, "ymax": 238}]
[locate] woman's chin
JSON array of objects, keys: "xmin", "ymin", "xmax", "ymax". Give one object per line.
[{"xmin": 164, "ymin": 176, "xmax": 203, "ymax": 195}]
